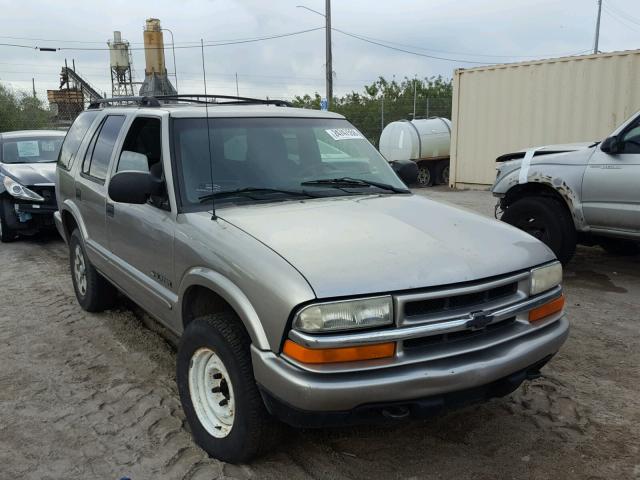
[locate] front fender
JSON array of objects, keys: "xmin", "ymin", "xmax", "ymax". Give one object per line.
[
  {"xmin": 177, "ymin": 267, "xmax": 270, "ymax": 351},
  {"xmin": 495, "ymin": 163, "xmax": 588, "ymax": 230},
  {"xmin": 60, "ymin": 199, "xmax": 89, "ymax": 240}
]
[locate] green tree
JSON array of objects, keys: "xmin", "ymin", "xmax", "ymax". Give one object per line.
[
  {"xmin": 0, "ymin": 83, "xmax": 52, "ymax": 132},
  {"xmin": 292, "ymin": 76, "xmax": 453, "ymax": 145}
]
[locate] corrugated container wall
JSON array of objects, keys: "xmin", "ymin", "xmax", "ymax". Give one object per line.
[{"xmin": 450, "ymin": 49, "xmax": 640, "ymax": 189}]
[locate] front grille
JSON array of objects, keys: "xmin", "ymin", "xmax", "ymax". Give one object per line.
[
  {"xmin": 403, "ymin": 316, "xmax": 517, "ymax": 350},
  {"xmin": 404, "ymin": 281, "xmax": 518, "ymax": 317},
  {"xmin": 29, "ymin": 186, "xmax": 56, "ymax": 205}
]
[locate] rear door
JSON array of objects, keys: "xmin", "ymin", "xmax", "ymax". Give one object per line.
[
  {"xmin": 582, "ymin": 114, "xmax": 640, "ymax": 234},
  {"xmin": 74, "ymin": 114, "xmax": 126, "ymax": 269},
  {"xmin": 106, "ymin": 114, "xmax": 176, "ymax": 324}
]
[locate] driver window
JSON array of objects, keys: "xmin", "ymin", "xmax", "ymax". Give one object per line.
[{"xmin": 117, "ymin": 117, "xmax": 169, "ymax": 210}]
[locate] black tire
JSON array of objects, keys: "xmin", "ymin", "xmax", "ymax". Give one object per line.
[
  {"xmin": 416, "ymin": 162, "xmax": 434, "ymax": 187},
  {"xmin": 69, "ymin": 229, "xmax": 116, "ymax": 312},
  {"xmin": 501, "ymin": 196, "xmax": 576, "ymax": 265},
  {"xmin": 0, "ymin": 199, "xmax": 17, "ymax": 242},
  {"xmin": 177, "ymin": 313, "xmax": 281, "ymax": 463},
  {"xmin": 599, "ymin": 238, "xmax": 640, "ymax": 256},
  {"xmin": 435, "ymin": 160, "xmax": 450, "ymax": 185}
]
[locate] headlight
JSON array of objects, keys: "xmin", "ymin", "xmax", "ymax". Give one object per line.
[
  {"xmin": 530, "ymin": 262, "xmax": 562, "ymax": 296},
  {"xmin": 3, "ymin": 176, "xmax": 44, "ymax": 202},
  {"xmin": 293, "ymin": 296, "xmax": 393, "ymax": 333}
]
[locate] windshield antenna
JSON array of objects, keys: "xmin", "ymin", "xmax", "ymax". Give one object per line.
[{"xmin": 201, "ymin": 38, "xmax": 217, "ymax": 220}]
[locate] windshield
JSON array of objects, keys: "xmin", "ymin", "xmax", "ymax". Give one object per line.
[
  {"xmin": 1, "ymin": 137, "xmax": 63, "ymax": 164},
  {"xmin": 173, "ymin": 117, "xmax": 407, "ymax": 207}
]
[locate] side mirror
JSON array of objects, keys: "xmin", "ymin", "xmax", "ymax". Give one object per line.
[
  {"xmin": 390, "ymin": 160, "xmax": 419, "ymax": 185},
  {"xmin": 108, "ymin": 170, "xmax": 163, "ymax": 204},
  {"xmin": 600, "ymin": 135, "xmax": 620, "ymax": 154}
]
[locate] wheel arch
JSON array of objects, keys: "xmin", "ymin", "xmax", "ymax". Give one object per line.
[
  {"xmin": 178, "ymin": 268, "xmax": 270, "ymax": 351},
  {"xmin": 502, "ymin": 180, "xmax": 585, "ymax": 230},
  {"xmin": 60, "ymin": 200, "xmax": 89, "ymax": 241}
]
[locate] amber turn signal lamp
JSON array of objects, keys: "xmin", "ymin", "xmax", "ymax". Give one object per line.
[
  {"xmin": 283, "ymin": 339, "xmax": 395, "ymax": 364},
  {"xmin": 529, "ymin": 295, "xmax": 565, "ymax": 322}
]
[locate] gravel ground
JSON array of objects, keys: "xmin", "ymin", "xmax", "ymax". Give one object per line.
[{"xmin": 1, "ymin": 186, "xmax": 639, "ymax": 480}]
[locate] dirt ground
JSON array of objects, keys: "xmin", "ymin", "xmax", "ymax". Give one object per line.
[{"xmin": 1, "ymin": 186, "xmax": 639, "ymax": 480}]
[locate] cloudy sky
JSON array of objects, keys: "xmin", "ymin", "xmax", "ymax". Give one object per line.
[{"xmin": 0, "ymin": 0, "xmax": 638, "ymax": 102}]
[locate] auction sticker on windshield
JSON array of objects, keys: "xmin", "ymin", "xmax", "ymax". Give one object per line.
[
  {"xmin": 17, "ymin": 141, "xmax": 40, "ymax": 157},
  {"xmin": 325, "ymin": 128, "xmax": 364, "ymax": 141}
]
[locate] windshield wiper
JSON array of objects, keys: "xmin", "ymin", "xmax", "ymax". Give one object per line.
[
  {"xmin": 199, "ymin": 187, "xmax": 317, "ymax": 203},
  {"xmin": 301, "ymin": 177, "xmax": 410, "ymax": 194}
]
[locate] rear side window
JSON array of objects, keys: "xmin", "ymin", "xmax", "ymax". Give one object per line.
[
  {"xmin": 82, "ymin": 115, "xmax": 125, "ymax": 181},
  {"xmin": 58, "ymin": 111, "xmax": 99, "ymax": 170}
]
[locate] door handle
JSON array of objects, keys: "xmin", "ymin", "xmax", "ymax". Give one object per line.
[
  {"xmin": 75, "ymin": 188, "xmax": 81, "ymax": 200},
  {"xmin": 106, "ymin": 203, "xmax": 115, "ymax": 217}
]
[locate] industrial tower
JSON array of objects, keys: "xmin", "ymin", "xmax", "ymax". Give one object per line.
[{"xmin": 108, "ymin": 31, "xmax": 135, "ymax": 97}]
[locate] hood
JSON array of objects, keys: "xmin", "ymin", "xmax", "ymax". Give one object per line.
[
  {"xmin": 219, "ymin": 195, "xmax": 554, "ymax": 298},
  {"xmin": 0, "ymin": 162, "xmax": 57, "ymax": 186},
  {"xmin": 496, "ymin": 142, "xmax": 594, "ymax": 163}
]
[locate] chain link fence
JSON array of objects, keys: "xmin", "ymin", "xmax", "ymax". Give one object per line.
[{"xmin": 335, "ymin": 96, "xmax": 452, "ymax": 147}]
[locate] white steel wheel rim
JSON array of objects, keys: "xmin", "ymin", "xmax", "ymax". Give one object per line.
[
  {"xmin": 189, "ymin": 347, "xmax": 235, "ymax": 438},
  {"xmin": 73, "ymin": 245, "xmax": 87, "ymax": 296},
  {"xmin": 417, "ymin": 166, "xmax": 430, "ymax": 185}
]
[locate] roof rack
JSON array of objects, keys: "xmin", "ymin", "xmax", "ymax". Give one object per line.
[{"xmin": 88, "ymin": 94, "xmax": 292, "ymax": 109}]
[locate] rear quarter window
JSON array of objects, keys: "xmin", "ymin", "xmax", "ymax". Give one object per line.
[{"xmin": 58, "ymin": 111, "xmax": 99, "ymax": 170}]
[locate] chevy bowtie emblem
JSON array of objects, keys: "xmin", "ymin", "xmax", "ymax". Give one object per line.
[{"xmin": 466, "ymin": 311, "xmax": 494, "ymax": 331}]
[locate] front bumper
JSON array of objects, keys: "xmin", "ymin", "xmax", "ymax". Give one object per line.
[
  {"xmin": 1, "ymin": 198, "xmax": 56, "ymax": 232},
  {"xmin": 252, "ymin": 315, "xmax": 568, "ymax": 416}
]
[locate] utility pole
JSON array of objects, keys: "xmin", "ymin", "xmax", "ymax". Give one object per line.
[
  {"xmin": 381, "ymin": 94, "xmax": 384, "ymax": 133},
  {"xmin": 412, "ymin": 76, "xmax": 417, "ymax": 120},
  {"xmin": 32, "ymin": 78, "xmax": 36, "ymax": 98},
  {"xmin": 235, "ymin": 73, "xmax": 239, "ymax": 97},
  {"xmin": 593, "ymin": 0, "xmax": 602, "ymax": 54},
  {"xmin": 325, "ymin": 0, "xmax": 333, "ymax": 109},
  {"xmin": 296, "ymin": 2, "xmax": 332, "ymax": 107}
]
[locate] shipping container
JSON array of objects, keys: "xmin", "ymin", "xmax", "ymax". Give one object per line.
[{"xmin": 449, "ymin": 49, "xmax": 640, "ymax": 189}]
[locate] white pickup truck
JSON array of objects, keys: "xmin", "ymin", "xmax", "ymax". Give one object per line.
[{"xmin": 492, "ymin": 110, "xmax": 640, "ymax": 264}]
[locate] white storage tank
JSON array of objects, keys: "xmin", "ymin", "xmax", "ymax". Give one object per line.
[
  {"xmin": 379, "ymin": 118, "xmax": 452, "ymax": 186},
  {"xmin": 379, "ymin": 118, "xmax": 451, "ymax": 162}
]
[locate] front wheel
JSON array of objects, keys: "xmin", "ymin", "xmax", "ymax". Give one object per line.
[
  {"xmin": 0, "ymin": 200, "xmax": 17, "ymax": 242},
  {"xmin": 501, "ymin": 196, "xmax": 576, "ymax": 265},
  {"xmin": 176, "ymin": 313, "xmax": 281, "ymax": 463},
  {"xmin": 69, "ymin": 229, "xmax": 116, "ymax": 311}
]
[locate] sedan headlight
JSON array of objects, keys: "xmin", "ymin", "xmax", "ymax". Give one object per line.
[
  {"xmin": 3, "ymin": 176, "xmax": 44, "ymax": 202},
  {"xmin": 293, "ymin": 296, "xmax": 393, "ymax": 333},
  {"xmin": 530, "ymin": 262, "xmax": 563, "ymax": 296}
]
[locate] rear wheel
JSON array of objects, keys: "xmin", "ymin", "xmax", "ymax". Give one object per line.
[
  {"xmin": 599, "ymin": 238, "xmax": 640, "ymax": 256},
  {"xmin": 501, "ymin": 196, "xmax": 576, "ymax": 265},
  {"xmin": 69, "ymin": 229, "xmax": 116, "ymax": 312},
  {"xmin": 177, "ymin": 313, "xmax": 281, "ymax": 463},
  {"xmin": 416, "ymin": 162, "xmax": 434, "ymax": 187},
  {"xmin": 435, "ymin": 160, "xmax": 450, "ymax": 185}
]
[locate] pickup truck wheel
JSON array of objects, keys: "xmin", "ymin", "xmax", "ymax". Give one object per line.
[
  {"xmin": 416, "ymin": 162, "xmax": 433, "ymax": 187},
  {"xmin": 599, "ymin": 238, "xmax": 640, "ymax": 256},
  {"xmin": 177, "ymin": 313, "xmax": 281, "ymax": 463},
  {"xmin": 69, "ymin": 229, "xmax": 116, "ymax": 312},
  {"xmin": 501, "ymin": 196, "xmax": 576, "ymax": 265}
]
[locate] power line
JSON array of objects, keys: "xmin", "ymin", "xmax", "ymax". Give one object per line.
[
  {"xmin": 606, "ymin": 1, "xmax": 640, "ymax": 26},
  {"xmin": 0, "ymin": 27, "xmax": 325, "ymax": 51},
  {"xmin": 602, "ymin": 5, "xmax": 640, "ymax": 32},
  {"xmin": 335, "ymin": 31, "xmax": 591, "ymax": 59},
  {"xmin": 332, "ymin": 28, "xmax": 493, "ymax": 64}
]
